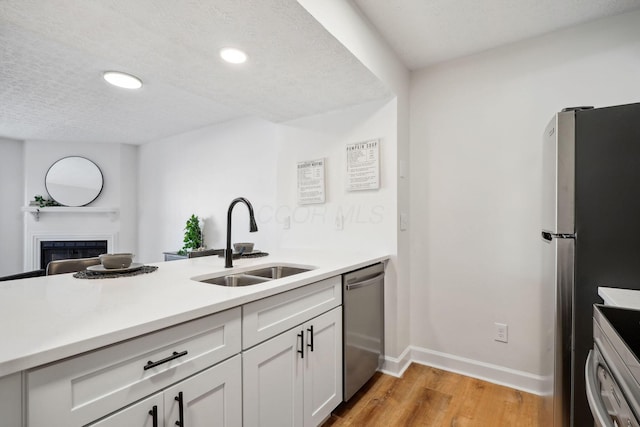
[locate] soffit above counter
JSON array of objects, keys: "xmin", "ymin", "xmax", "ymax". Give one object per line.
[{"xmin": 0, "ymin": 0, "xmax": 392, "ymax": 144}]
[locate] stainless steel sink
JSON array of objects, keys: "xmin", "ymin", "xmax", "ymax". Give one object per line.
[
  {"xmin": 192, "ymin": 264, "xmax": 313, "ymax": 287},
  {"xmin": 199, "ymin": 274, "xmax": 272, "ymax": 287},
  {"xmin": 242, "ymin": 266, "xmax": 311, "ymax": 280}
]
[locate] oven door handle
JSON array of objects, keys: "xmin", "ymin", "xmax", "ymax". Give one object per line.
[{"xmin": 585, "ymin": 350, "xmax": 615, "ymax": 427}]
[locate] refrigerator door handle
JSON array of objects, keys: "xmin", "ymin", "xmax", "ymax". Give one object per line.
[{"xmin": 541, "ymin": 230, "xmax": 576, "ymax": 242}]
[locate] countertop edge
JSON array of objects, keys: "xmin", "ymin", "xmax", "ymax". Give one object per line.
[
  {"xmin": 598, "ymin": 286, "xmax": 640, "ymax": 309},
  {"xmin": 0, "ymin": 253, "xmax": 389, "ymax": 377}
]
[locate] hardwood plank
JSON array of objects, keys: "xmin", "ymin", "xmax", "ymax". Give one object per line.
[{"xmin": 323, "ymin": 363, "xmax": 541, "ymax": 427}]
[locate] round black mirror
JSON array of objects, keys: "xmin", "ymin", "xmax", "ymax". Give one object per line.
[{"xmin": 45, "ymin": 156, "xmax": 103, "ymax": 207}]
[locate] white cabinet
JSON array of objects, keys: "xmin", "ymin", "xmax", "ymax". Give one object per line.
[
  {"xmin": 243, "ymin": 322, "xmax": 304, "ymax": 426},
  {"xmin": 90, "ymin": 355, "xmax": 242, "ymax": 427},
  {"xmin": 89, "ymin": 393, "xmax": 163, "ymax": 427},
  {"xmin": 243, "ymin": 307, "xmax": 343, "ymax": 427},
  {"xmin": 164, "ymin": 355, "xmax": 242, "ymax": 427},
  {"xmin": 0, "ymin": 373, "xmax": 22, "ymax": 427},
  {"xmin": 242, "ymin": 276, "xmax": 342, "ymax": 349},
  {"xmin": 19, "ymin": 274, "xmax": 347, "ymax": 427},
  {"xmin": 303, "ymin": 307, "xmax": 343, "ymax": 427},
  {"xmin": 27, "ymin": 307, "xmax": 241, "ymax": 426}
]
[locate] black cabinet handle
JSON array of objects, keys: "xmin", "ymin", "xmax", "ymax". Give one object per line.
[
  {"xmin": 175, "ymin": 391, "xmax": 185, "ymax": 426},
  {"xmin": 307, "ymin": 325, "xmax": 314, "ymax": 352},
  {"xmin": 144, "ymin": 350, "xmax": 188, "ymax": 370},
  {"xmin": 297, "ymin": 331, "xmax": 304, "ymax": 359},
  {"xmin": 148, "ymin": 405, "xmax": 158, "ymax": 427}
]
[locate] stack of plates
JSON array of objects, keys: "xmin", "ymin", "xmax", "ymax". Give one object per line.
[{"xmin": 87, "ymin": 263, "xmax": 144, "ymax": 274}]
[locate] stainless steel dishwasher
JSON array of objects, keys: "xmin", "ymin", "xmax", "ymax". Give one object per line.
[{"xmin": 343, "ymin": 262, "xmax": 385, "ymax": 401}]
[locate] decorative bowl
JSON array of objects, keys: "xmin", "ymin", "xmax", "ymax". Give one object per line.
[
  {"xmin": 233, "ymin": 242, "xmax": 254, "ymax": 253},
  {"xmin": 99, "ymin": 253, "xmax": 134, "ymax": 269}
]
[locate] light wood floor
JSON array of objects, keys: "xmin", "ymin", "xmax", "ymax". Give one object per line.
[{"xmin": 323, "ymin": 363, "xmax": 541, "ymax": 427}]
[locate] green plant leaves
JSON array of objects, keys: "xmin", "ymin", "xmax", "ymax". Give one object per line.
[{"xmin": 181, "ymin": 214, "xmax": 202, "ymax": 253}]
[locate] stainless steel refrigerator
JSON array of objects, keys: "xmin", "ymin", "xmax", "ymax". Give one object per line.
[{"xmin": 541, "ymin": 102, "xmax": 640, "ymax": 426}]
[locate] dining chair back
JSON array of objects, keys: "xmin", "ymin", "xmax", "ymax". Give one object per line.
[{"xmin": 46, "ymin": 257, "xmax": 101, "ymax": 275}]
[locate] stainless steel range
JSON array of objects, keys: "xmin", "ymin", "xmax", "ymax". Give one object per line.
[{"xmin": 587, "ymin": 304, "xmax": 640, "ymax": 427}]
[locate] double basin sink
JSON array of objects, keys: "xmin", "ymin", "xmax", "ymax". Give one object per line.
[{"xmin": 193, "ymin": 264, "xmax": 313, "ymax": 287}]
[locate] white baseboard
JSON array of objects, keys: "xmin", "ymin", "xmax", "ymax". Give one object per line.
[
  {"xmin": 381, "ymin": 345, "xmax": 545, "ymax": 395},
  {"xmin": 380, "ymin": 346, "xmax": 412, "ymax": 377}
]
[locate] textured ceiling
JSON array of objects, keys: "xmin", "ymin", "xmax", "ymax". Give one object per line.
[
  {"xmin": 354, "ymin": 0, "xmax": 640, "ymax": 70},
  {"xmin": 5, "ymin": 1, "xmax": 639, "ymax": 145},
  {"xmin": 0, "ymin": 0, "xmax": 391, "ymax": 144}
]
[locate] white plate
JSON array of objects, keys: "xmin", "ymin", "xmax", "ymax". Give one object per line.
[
  {"xmin": 86, "ymin": 263, "xmax": 144, "ymax": 273},
  {"xmin": 237, "ymin": 250, "xmax": 262, "ymax": 255}
]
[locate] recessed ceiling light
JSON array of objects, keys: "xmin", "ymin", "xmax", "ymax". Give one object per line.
[
  {"xmin": 220, "ymin": 48, "xmax": 247, "ymax": 64},
  {"xmin": 103, "ymin": 71, "xmax": 143, "ymax": 89}
]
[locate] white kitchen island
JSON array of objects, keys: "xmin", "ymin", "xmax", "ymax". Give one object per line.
[{"xmin": 0, "ymin": 249, "xmax": 388, "ymax": 426}]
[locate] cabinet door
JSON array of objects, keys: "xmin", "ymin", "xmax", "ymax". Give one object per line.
[
  {"xmin": 243, "ymin": 328, "xmax": 304, "ymax": 427},
  {"xmin": 89, "ymin": 393, "xmax": 164, "ymax": 427},
  {"xmin": 0, "ymin": 373, "xmax": 22, "ymax": 427},
  {"xmin": 164, "ymin": 355, "xmax": 242, "ymax": 427},
  {"xmin": 304, "ymin": 307, "xmax": 343, "ymax": 427}
]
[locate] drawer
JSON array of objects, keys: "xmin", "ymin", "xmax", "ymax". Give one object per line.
[
  {"xmin": 27, "ymin": 307, "xmax": 241, "ymax": 427},
  {"xmin": 242, "ymin": 276, "xmax": 341, "ymax": 349}
]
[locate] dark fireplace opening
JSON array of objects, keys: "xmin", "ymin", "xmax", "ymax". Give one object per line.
[{"xmin": 40, "ymin": 240, "xmax": 108, "ymax": 270}]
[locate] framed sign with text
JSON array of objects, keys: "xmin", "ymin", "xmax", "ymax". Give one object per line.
[
  {"xmin": 346, "ymin": 139, "xmax": 379, "ymax": 191},
  {"xmin": 297, "ymin": 158, "xmax": 326, "ymax": 204}
]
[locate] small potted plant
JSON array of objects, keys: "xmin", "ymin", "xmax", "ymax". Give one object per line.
[
  {"xmin": 178, "ymin": 214, "xmax": 203, "ymax": 255},
  {"xmin": 31, "ymin": 195, "xmax": 60, "ymax": 207}
]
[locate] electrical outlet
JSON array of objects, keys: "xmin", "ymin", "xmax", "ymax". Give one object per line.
[
  {"xmin": 494, "ymin": 323, "xmax": 508, "ymax": 343},
  {"xmin": 400, "ymin": 213, "xmax": 408, "ymax": 231},
  {"xmin": 283, "ymin": 216, "xmax": 291, "ymax": 230},
  {"xmin": 335, "ymin": 214, "xmax": 344, "ymax": 230}
]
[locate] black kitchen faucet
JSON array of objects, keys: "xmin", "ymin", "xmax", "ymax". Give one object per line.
[{"xmin": 225, "ymin": 197, "xmax": 258, "ymax": 268}]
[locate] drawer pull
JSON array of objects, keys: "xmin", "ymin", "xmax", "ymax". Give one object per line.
[
  {"xmin": 297, "ymin": 331, "xmax": 304, "ymax": 359},
  {"xmin": 148, "ymin": 405, "xmax": 158, "ymax": 427},
  {"xmin": 144, "ymin": 350, "xmax": 188, "ymax": 370},
  {"xmin": 307, "ymin": 325, "xmax": 314, "ymax": 352},
  {"xmin": 175, "ymin": 391, "xmax": 185, "ymax": 426}
]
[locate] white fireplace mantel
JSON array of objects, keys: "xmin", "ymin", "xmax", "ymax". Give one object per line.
[
  {"xmin": 25, "ymin": 233, "xmax": 118, "ymax": 271},
  {"xmin": 22, "ymin": 206, "xmax": 119, "ymax": 221}
]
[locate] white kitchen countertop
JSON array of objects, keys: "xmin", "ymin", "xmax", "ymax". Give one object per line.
[
  {"xmin": 0, "ymin": 249, "xmax": 388, "ymax": 377},
  {"xmin": 598, "ymin": 287, "xmax": 640, "ymax": 309}
]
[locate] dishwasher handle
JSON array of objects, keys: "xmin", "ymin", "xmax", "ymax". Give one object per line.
[{"xmin": 345, "ymin": 273, "xmax": 384, "ymax": 291}]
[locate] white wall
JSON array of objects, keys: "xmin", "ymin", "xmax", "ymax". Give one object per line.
[
  {"xmin": 409, "ymin": 10, "xmax": 640, "ymax": 391},
  {"xmin": 276, "ymin": 98, "xmax": 401, "ymax": 358},
  {"xmin": 297, "ymin": 0, "xmax": 411, "ymax": 363},
  {"xmin": 135, "ymin": 100, "xmax": 402, "ymax": 355},
  {"xmin": 137, "ymin": 117, "xmax": 279, "ymax": 263},
  {"xmin": 22, "ymin": 140, "xmax": 138, "ymax": 269},
  {"xmin": 0, "ymin": 139, "xmax": 137, "ymax": 274},
  {"xmin": 0, "ymin": 138, "xmax": 24, "ymax": 276},
  {"xmin": 276, "ymin": 99, "xmax": 396, "ymax": 252},
  {"xmin": 117, "ymin": 144, "xmax": 139, "ymax": 257}
]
